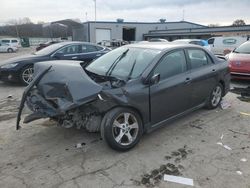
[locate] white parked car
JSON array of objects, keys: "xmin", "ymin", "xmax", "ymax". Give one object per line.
[
  {"xmin": 207, "ymin": 36, "xmax": 249, "ymax": 55},
  {"xmin": 0, "ymin": 38, "xmax": 20, "ymax": 48},
  {"xmin": 0, "ymin": 43, "xmax": 18, "ymax": 53}
]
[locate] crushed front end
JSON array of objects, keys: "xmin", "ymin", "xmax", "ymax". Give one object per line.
[{"xmin": 16, "ymin": 61, "xmax": 121, "ymax": 132}]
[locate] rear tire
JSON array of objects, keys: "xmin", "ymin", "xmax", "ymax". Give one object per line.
[
  {"xmin": 206, "ymin": 83, "xmax": 223, "ymax": 109},
  {"xmin": 101, "ymin": 107, "xmax": 143, "ymax": 151}
]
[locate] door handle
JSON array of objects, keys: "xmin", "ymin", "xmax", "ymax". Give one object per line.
[
  {"xmin": 184, "ymin": 77, "xmax": 192, "ymax": 84},
  {"xmin": 71, "ymin": 56, "xmax": 78, "ymax": 59}
]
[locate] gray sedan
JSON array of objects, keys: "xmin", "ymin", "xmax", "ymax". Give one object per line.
[{"xmin": 17, "ymin": 43, "xmax": 230, "ymax": 151}]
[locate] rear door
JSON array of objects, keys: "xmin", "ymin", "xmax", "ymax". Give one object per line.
[
  {"xmin": 150, "ymin": 50, "xmax": 191, "ymax": 125},
  {"xmin": 78, "ymin": 44, "xmax": 105, "ymax": 64},
  {"xmin": 185, "ymin": 48, "xmax": 217, "ymax": 108}
]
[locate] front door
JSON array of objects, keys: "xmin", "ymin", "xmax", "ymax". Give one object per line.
[{"xmin": 54, "ymin": 44, "xmax": 82, "ymax": 60}]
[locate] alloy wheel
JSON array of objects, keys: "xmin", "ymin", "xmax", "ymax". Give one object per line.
[
  {"xmin": 22, "ymin": 67, "xmax": 34, "ymax": 84},
  {"xmin": 112, "ymin": 112, "xmax": 139, "ymax": 146},
  {"xmin": 211, "ymin": 86, "xmax": 222, "ymax": 106}
]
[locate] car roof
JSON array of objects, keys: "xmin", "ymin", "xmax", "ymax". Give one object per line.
[
  {"xmin": 0, "ymin": 38, "xmax": 19, "ymax": 40},
  {"xmin": 173, "ymin": 39, "xmax": 203, "ymax": 42},
  {"xmin": 125, "ymin": 42, "xmax": 200, "ymax": 51},
  {"xmin": 57, "ymin": 41, "xmax": 100, "ymax": 46}
]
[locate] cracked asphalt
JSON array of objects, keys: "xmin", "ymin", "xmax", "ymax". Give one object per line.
[{"xmin": 0, "ymin": 49, "xmax": 250, "ymax": 188}]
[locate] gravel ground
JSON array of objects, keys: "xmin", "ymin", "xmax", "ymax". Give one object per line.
[{"xmin": 0, "ymin": 48, "xmax": 250, "ymax": 188}]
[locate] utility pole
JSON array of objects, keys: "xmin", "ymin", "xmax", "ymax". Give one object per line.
[
  {"xmin": 93, "ymin": 0, "xmax": 96, "ymax": 43},
  {"xmin": 182, "ymin": 9, "xmax": 185, "ymax": 21},
  {"xmin": 15, "ymin": 23, "xmax": 19, "ymax": 38},
  {"xmin": 85, "ymin": 12, "xmax": 88, "ymax": 21},
  {"xmin": 93, "ymin": 0, "xmax": 96, "ymax": 22}
]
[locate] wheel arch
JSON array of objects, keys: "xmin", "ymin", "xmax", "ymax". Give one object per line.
[
  {"xmin": 102, "ymin": 105, "xmax": 145, "ymax": 131},
  {"xmin": 219, "ymin": 80, "xmax": 225, "ymax": 96},
  {"xmin": 19, "ymin": 64, "xmax": 34, "ymax": 85}
]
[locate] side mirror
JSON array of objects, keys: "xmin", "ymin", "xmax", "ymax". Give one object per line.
[{"xmin": 150, "ymin": 73, "xmax": 160, "ymax": 85}]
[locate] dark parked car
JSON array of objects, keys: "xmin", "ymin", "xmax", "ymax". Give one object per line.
[
  {"xmin": 17, "ymin": 43, "xmax": 230, "ymax": 151},
  {"xmin": 36, "ymin": 41, "xmax": 60, "ymax": 51},
  {"xmin": 0, "ymin": 41, "xmax": 110, "ymax": 85},
  {"xmin": 227, "ymin": 41, "xmax": 250, "ymax": 80}
]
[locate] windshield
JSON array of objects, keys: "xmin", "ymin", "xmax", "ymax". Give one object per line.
[
  {"xmin": 35, "ymin": 43, "xmax": 64, "ymax": 55},
  {"xmin": 234, "ymin": 42, "xmax": 250, "ymax": 54},
  {"xmin": 86, "ymin": 47, "xmax": 160, "ymax": 80}
]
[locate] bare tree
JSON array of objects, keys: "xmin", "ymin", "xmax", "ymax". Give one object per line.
[
  {"xmin": 37, "ymin": 21, "xmax": 45, "ymax": 24},
  {"xmin": 232, "ymin": 19, "xmax": 246, "ymax": 26},
  {"xmin": 21, "ymin": 17, "xmax": 32, "ymax": 24}
]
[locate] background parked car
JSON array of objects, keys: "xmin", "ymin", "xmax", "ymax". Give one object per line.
[
  {"xmin": 97, "ymin": 39, "xmax": 128, "ymax": 49},
  {"xmin": 36, "ymin": 41, "xmax": 61, "ymax": 51},
  {"xmin": 0, "ymin": 43, "xmax": 18, "ymax": 53},
  {"xmin": 227, "ymin": 41, "xmax": 250, "ymax": 80},
  {"xmin": 208, "ymin": 36, "xmax": 249, "ymax": 55},
  {"xmin": 0, "ymin": 38, "xmax": 20, "ymax": 48},
  {"xmin": 172, "ymin": 39, "xmax": 211, "ymax": 51},
  {"xmin": 17, "ymin": 43, "xmax": 230, "ymax": 151},
  {"xmin": 0, "ymin": 41, "xmax": 110, "ymax": 85},
  {"xmin": 149, "ymin": 38, "xmax": 168, "ymax": 42}
]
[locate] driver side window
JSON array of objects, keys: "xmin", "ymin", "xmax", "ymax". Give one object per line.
[{"xmin": 153, "ymin": 50, "xmax": 187, "ymax": 81}]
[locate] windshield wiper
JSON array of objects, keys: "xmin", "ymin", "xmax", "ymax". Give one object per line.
[
  {"xmin": 86, "ymin": 68, "xmax": 122, "ymax": 82},
  {"xmin": 105, "ymin": 49, "xmax": 129, "ymax": 76},
  {"xmin": 127, "ymin": 59, "xmax": 136, "ymax": 80}
]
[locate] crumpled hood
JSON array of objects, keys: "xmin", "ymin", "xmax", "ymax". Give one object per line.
[{"xmin": 33, "ymin": 60, "xmax": 102, "ymax": 111}]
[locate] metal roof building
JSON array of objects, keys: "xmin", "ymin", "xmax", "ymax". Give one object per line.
[
  {"xmin": 72, "ymin": 20, "xmax": 206, "ymax": 43},
  {"xmin": 144, "ymin": 25, "xmax": 250, "ymax": 41},
  {"xmin": 71, "ymin": 19, "xmax": 250, "ymax": 43}
]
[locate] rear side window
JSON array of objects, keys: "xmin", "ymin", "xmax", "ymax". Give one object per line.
[
  {"xmin": 187, "ymin": 49, "xmax": 212, "ymax": 69},
  {"xmin": 81, "ymin": 45, "xmax": 98, "ymax": 53},
  {"xmin": 223, "ymin": 38, "xmax": 237, "ymax": 45},
  {"xmin": 208, "ymin": 38, "xmax": 214, "ymax": 45},
  {"xmin": 96, "ymin": 46, "xmax": 104, "ymax": 51},
  {"xmin": 11, "ymin": 40, "xmax": 18, "ymax": 43},
  {"xmin": 154, "ymin": 50, "xmax": 187, "ymax": 80}
]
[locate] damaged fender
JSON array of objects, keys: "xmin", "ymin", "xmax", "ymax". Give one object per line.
[{"xmin": 16, "ymin": 60, "xmax": 130, "ymax": 132}]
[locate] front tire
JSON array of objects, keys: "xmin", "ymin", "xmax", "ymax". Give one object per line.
[
  {"xmin": 101, "ymin": 107, "xmax": 143, "ymax": 151},
  {"xmin": 20, "ymin": 65, "xmax": 34, "ymax": 85},
  {"xmin": 206, "ymin": 83, "xmax": 223, "ymax": 109}
]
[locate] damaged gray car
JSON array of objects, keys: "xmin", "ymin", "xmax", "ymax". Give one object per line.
[{"xmin": 17, "ymin": 43, "xmax": 230, "ymax": 151}]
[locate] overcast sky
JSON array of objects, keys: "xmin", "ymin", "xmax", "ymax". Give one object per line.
[{"xmin": 1, "ymin": 0, "xmax": 250, "ymax": 26}]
